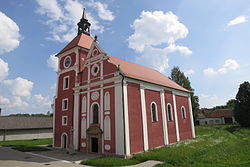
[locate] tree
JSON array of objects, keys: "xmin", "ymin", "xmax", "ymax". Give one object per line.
[
  {"xmin": 170, "ymin": 66, "xmax": 200, "ymax": 122},
  {"xmin": 234, "ymin": 81, "xmax": 250, "ymax": 127},
  {"xmin": 213, "ymin": 99, "xmax": 236, "ymax": 109}
]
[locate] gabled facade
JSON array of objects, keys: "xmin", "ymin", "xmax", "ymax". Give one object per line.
[{"xmin": 53, "ymin": 11, "xmax": 195, "ymax": 157}]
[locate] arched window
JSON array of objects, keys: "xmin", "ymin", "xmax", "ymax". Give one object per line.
[
  {"xmin": 181, "ymin": 106, "xmax": 186, "ymax": 119},
  {"xmin": 104, "ymin": 92, "xmax": 110, "ymax": 111},
  {"xmin": 92, "ymin": 104, "xmax": 99, "ymax": 124},
  {"xmin": 81, "ymin": 118, "xmax": 86, "ymax": 138},
  {"xmin": 82, "ymin": 96, "xmax": 86, "ymax": 113},
  {"xmin": 151, "ymin": 102, "xmax": 158, "ymax": 122},
  {"xmin": 104, "ymin": 116, "xmax": 111, "ymax": 140},
  {"xmin": 61, "ymin": 133, "xmax": 68, "ymax": 149},
  {"xmin": 167, "ymin": 103, "xmax": 173, "ymax": 121}
]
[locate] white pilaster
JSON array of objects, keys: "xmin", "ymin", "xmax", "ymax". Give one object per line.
[
  {"xmin": 123, "ymin": 81, "xmax": 130, "ymax": 156},
  {"xmin": 160, "ymin": 90, "xmax": 169, "ymax": 145},
  {"xmin": 115, "ymin": 80, "xmax": 125, "ymax": 155},
  {"xmin": 140, "ymin": 85, "xmax": 148, "ymax": 151},
  {"xmin": 188, "ymin": 96, "xmax": 195, "ymax": 138},
  {"xmin": 87, "ymin": 90, "xmax": 90, "ymax": 128},
  {"xmin": 172, "ymin": 93, "xmax": 180, "ymax": 142},
  {"xmin": 73, "ymin": 91, "xmax": 79, "ymax": 150},
  {"xmin": 100, "ymin": 85, "xmax": 104, "ymax": 153}
]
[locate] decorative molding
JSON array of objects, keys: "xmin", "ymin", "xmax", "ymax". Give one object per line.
[
  {"xmin": 104, "ymin": 111, "xmax": 110, "ymax": 115},
  {"xmin": 91, "ymin": 63, "xmax": 100, "ymax": 76},
  {"xmin": 104, "ymin": 144, "xmax": 111, "ymax": 151},
  {"xmin": 81, "ymin": 142, "xmax": 86, "ymax": 147},
  {"xmin": 91, "ymin": 91, "xmax": 99, "ymax": 101}
]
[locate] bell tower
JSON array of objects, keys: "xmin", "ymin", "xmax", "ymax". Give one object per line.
[{"xmin": 77, "ymin": 8, "xmax": 91, "ymax": 35}]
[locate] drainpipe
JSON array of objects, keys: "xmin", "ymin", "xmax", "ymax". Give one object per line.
[{"xmin": 120, "ymin": 71, "xmax": 127, "ymax": 158}]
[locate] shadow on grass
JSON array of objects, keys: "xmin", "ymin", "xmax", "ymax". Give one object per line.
[
  {"xmin": 225, "ymin": 125, "xmax": 241, "ymax": 133},
  {"xmin": 10, "ymin": 145, "xmax": 51, "ymax": 152}
]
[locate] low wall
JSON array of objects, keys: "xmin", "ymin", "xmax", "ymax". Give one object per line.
[{"xmin": 0, "ymin": 128, "xmax": 53, "ymax": 141}]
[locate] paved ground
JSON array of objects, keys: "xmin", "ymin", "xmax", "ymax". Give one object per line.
[
  {"xmin": 0, "ymin": 146, "xmax": 163, "ymax": 167},
  {"xmin": 0, "ymin": 146, "xmax": 96, "ymax": 167}
]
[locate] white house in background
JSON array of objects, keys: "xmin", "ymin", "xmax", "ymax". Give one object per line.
[{"xmin": 197, "ymin": 109, "xmax": 236, "ymax": 125}]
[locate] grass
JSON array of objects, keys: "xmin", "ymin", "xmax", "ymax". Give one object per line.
[
  {"xmin": 0, "ymin": 138, "xmax": 52, "ymax": 146},
  {"xmin": 0, "ymin": 138, "xmax": 52, "ymax": 152},
  {"xmin": 82, "ymin": 125, "xmax": 250, "ymax": 167},
  {"xmin": 80, "ymin": 157, "xmax": 139, "ymax": 167}
]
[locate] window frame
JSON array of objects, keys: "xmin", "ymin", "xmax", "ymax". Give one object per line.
[
  {"xmin": 167, "ymin": 103, "xmax": 173, "ymax": 121},
  {"xmin": 62, "ymin": 116, "xmax": 68, "ymax": 126},
  {"xmin": 151, "ymin": 102, "xmax": 158, "ymax": 123},
  {"xmin": 104, "ymin": 91, "xmax": 110, "ymax": 111},
  {"xmin": 91, "ymin": 102, "xmax": 100, "ymax": 124},
  {"xmin": 62, "ymin": 98, "xmax": 68, "ymax": 111},
  {"xmin": 63, "ymin": 76, "xmax": 70, "ymax": 90},
  {"xmin": 181, "ymin": 106, "xmax": 187, "ymax": 119}
]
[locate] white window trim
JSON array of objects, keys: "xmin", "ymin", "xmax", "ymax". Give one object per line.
[
  {"xmin": 81, "ymin": 118, "xmax": 86, "ymax": 139},
  {"xmin": 104, "ymin": 116, "xmax": 111, "ymax": 140},
  {"xmin": 91, "ymin": 63, "xmax": 100, "ymax": 76},
  {"xmin": 181, "ymin": 106, "xmax": 187, "ymax": 119},
  {"xmin": 167, "ymin": 103, "xmax": 173, "ymax": 121},
  {"xmin": 151, "ymin": 102, "xmax": 158, "ymax": 122},
  {"xmin": 63, "ymin": 76, "xmax": 70, "ymax": 90},
  {"xmin": 90, "ymin": 102, "xmax": 100, "ymax": 124},
  {"xmin": 63, "ymin": 56, "xmax": 72, "ymax": 68},
  {"xmin": 61, "ymin": 132, "xmax": 68, "ymax": 148},
  {"xmin": 82, "ymin": 96, "xmax": 86, "ymax": 113},
  {"xmin": 62, "ymin": 116, "xmax": 68, "ymax": 126},
  {"xmin": 62, "ymin": 98, "xmax": 68, "ymax": 111},
  {"xmin": 104, "ymin": 91, "xmax": 110, "ymax": 111}
]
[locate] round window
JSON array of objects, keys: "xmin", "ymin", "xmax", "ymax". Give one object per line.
[
  {"xmin": 64, "ymin": 56, "xmax": 71, "ymax": 68},
  {"xmin": 91, "ymin": 64, "xmax": 99, "ymax": 76}
]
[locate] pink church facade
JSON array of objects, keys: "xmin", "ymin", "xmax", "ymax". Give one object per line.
[{"xmin": 53, "ymin": 11, "xmax": 195, "ymax": 157}]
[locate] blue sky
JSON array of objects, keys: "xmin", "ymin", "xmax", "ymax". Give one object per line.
[{"xmin": 0, "ymin": 0, "xmax": 249, "ymax": 115}]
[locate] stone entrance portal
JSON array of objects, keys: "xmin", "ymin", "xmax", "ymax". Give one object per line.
[{"xmin": 86, "ymin": 125, "xmax": 102, "ymax": 153}]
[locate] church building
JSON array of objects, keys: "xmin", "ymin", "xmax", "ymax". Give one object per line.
[{"xmin": 53, "ymin": 9, "xmax": 195, "ymax": 157}]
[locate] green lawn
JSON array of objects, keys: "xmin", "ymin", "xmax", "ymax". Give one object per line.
[
  {"xmin": 0, "ymin": 138, "xmax": 52, "ymax": 152},
  {"xmin": 82, "ymin": 125, "xmax": 250, "ymax": 167},
  {"xmin": 0, "ymin": 138, "xmax": 52, "ymax": 146}
]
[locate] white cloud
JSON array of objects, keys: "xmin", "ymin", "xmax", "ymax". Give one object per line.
[
  {"xmin": 36, "ymin": 0, "xmax": 114, "ymax": 42},
  {"xmin": 227, "ymin": 15, "xmax": 248, "ymax": 26},
  {"xmin": 10, "ymin": 96, "xmax": 28, "ymax": 108},
  {"xmin": 184, "ymin": 69, "xmax": 195, "ymax": 76},
  {"xmin": 2, "ymin": 77, "xmax": 34, "ymax": 97},
  {"xmin": 128, "ymin": 11, "xmax": 189, "ymax": 52},
  {"xmin": 85, "ymin": 0, "xmax": 115, "ymax": 21},
  {"xmin": 199, "ymin": 94, "xmax": 230, "ymax": 108},
  {"xmin": 47, "ymin": 54, "xmax": 58, "ymax": 71},
  {"xmin": 0, "ymin": 58, "xmax": 9, "ymax": 81},
  {"xmin": 128, "ymin": 11, "xmax": 191, "ymax": 73},
  {"xmin": 0, "ymin": 96, "xmax": 10, "ymax": 105},
  {"xmin": 32, "ymin": 94, "xmax": 51, "ymax": 107},
  {"xmin": 0, "ymin": 11, "xmax": 21, "ymax": 55},
  {"xmin": 203, "ymin": 59, "xmax": 239, "ymax": 76}
]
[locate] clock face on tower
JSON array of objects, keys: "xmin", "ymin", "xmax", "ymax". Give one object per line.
[{"xmin": 64, "ymin": 56, "xmax": 71, "ymax": 68}]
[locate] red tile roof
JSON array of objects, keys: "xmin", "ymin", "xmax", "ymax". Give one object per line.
[
  {"xmin": 57, "ymin": 33, "xmax": 94, "ymax": 55},
  {"xmin": 109, "ymin": 56, "xmax": 191, "ymax": 92},
  {"xmin": 58, "ymin": 34, "xmax": 191, "ymax": 93},
  {"xmin": 206, "ymin": 109, "xmax": 234, "ymax": 118}
]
